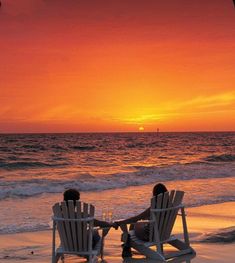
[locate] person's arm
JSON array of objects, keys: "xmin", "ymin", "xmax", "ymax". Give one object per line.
[
  {"xmin": 116, "ymin": 207, "xmax": 150, "ymax": 226},
  {"xmin": 94, "ymin": 218, "xmax": 113, "ymax": 228}
]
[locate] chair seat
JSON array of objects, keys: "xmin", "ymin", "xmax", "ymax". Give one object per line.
[{"xmin": 129, "ymin": 230, "xmax": 179, "ymax": 247}]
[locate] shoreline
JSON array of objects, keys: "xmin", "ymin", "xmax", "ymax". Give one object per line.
[{"xmin": 0, "ymin": 201, "xmax": 235, "ymax": 262}]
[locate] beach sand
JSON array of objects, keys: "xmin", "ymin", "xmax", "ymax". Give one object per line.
[{"xmin": 0, "ymin": 202, "xmax": 234, "ymax": 263}]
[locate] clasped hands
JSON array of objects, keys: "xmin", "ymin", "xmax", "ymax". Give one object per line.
[{"xmin": 109, "ymin": 221, "xmax": 122, "ymax": 230}]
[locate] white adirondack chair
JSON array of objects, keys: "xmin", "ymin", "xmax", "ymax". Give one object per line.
[
  {"xmin": 121, "ymin": 190, "xmax": 195, "ymax": 262},
  {"xmin": 52, "ymin": 201, "xmax": 105, "ymax": 263}
]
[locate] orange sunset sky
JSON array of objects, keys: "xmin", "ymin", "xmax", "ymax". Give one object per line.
[{"xmin": 0, "ymin": 0, "xmax": 235, "ymax": 133}]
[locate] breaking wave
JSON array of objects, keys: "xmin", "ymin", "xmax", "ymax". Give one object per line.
[
  {"xmin": 1, "ymin": 161, "xmax": 235, "ymax": 200},
  {"xmin": 0, "ymin": 223, "xmax": 50, "ymax": 235}
]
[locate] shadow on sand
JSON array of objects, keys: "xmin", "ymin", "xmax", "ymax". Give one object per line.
[{"xmin": 122, "ymin": 252, "xmax": 196, "ymax": 263}]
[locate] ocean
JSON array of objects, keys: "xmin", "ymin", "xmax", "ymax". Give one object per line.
[{"xmin": 0, "ymin": 132, "xmax": 235, "ymax": 235}]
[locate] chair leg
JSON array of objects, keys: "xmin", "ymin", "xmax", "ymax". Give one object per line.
[
  {"xmin": 52, "ymin": 221, "xmax": 56, "ymax": 263},
  {"xmin": 55, "ymin": 253, "xmax": 63, "ymax": 263},
  {"xmin": 181, "ymin": 207, "xmax": 190, "ymax": 247}
]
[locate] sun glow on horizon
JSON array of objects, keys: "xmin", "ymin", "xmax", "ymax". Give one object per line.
[{"xmin": 0, "ymin": 0, "xmax": 235, "ymax": 133}]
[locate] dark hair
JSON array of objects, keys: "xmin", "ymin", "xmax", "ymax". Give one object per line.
[
  {"xmin": 152, "ymin": 183, "xmax": 168, "ymax": 197},
  {"xmin": 63, "ymin": 189, "xmax": 80, "ymax": 204}
]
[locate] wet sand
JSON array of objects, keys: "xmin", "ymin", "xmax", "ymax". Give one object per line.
[{"xmin": 0, "ymin": 202, "xmax": 235, "ymax": 262}]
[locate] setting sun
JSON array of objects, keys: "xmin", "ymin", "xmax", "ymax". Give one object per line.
[{"xmin": 139, "ymin": 127, "xmax": 145, "ymax": 131}]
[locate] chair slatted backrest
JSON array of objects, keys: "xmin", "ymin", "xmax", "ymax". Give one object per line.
[
  {"xmin": 52, "ymin": 201, "xmax": 95, "ymax": 253},
  {"xmin": 150, "ymin": 190, "xmax": 184, "ymax": 242}
]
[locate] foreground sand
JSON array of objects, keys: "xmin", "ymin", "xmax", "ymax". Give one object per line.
[{"xmin": 0, "ymin": 202, "xmax": 235, "ymax": 263}]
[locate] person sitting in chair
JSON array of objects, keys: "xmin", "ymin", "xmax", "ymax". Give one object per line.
[
  {"xmin": 63, "ymin": 188, "xmax": 116, "ymax": 248},
  {"xmin": 115, "ymin": 183, "xmax": 168, "ymax": 258}
]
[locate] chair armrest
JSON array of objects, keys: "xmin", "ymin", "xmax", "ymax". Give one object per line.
[{"xmin": 119, "ymin": 219, "xmax": 154, "ymax": 236}]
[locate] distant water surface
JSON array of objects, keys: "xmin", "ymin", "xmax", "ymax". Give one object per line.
[{"xmin": 0, "ymin": 132, "xmax": 235, "ymax": 234}]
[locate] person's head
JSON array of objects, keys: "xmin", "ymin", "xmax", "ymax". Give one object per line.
[
  {"xmin": 63, "ymin": 189, "xmax": 80, "ymax": 205},
  {"xmin": 152, "ymin": 183, "xmax": 168, "ymax": 197}
]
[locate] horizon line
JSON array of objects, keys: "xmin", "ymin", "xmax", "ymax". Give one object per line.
[{"xmin": 0, "ymin": 130, "xmax": 234, "ymax": 135}]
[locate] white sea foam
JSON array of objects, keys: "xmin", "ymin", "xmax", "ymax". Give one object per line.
[
  {"xmin": 0, "ymin": 162, "xmax": 234, "ymax": 200},
  {"xmin": 0, "ymin": 223, "xmax": 50, "ymax": 235}
]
